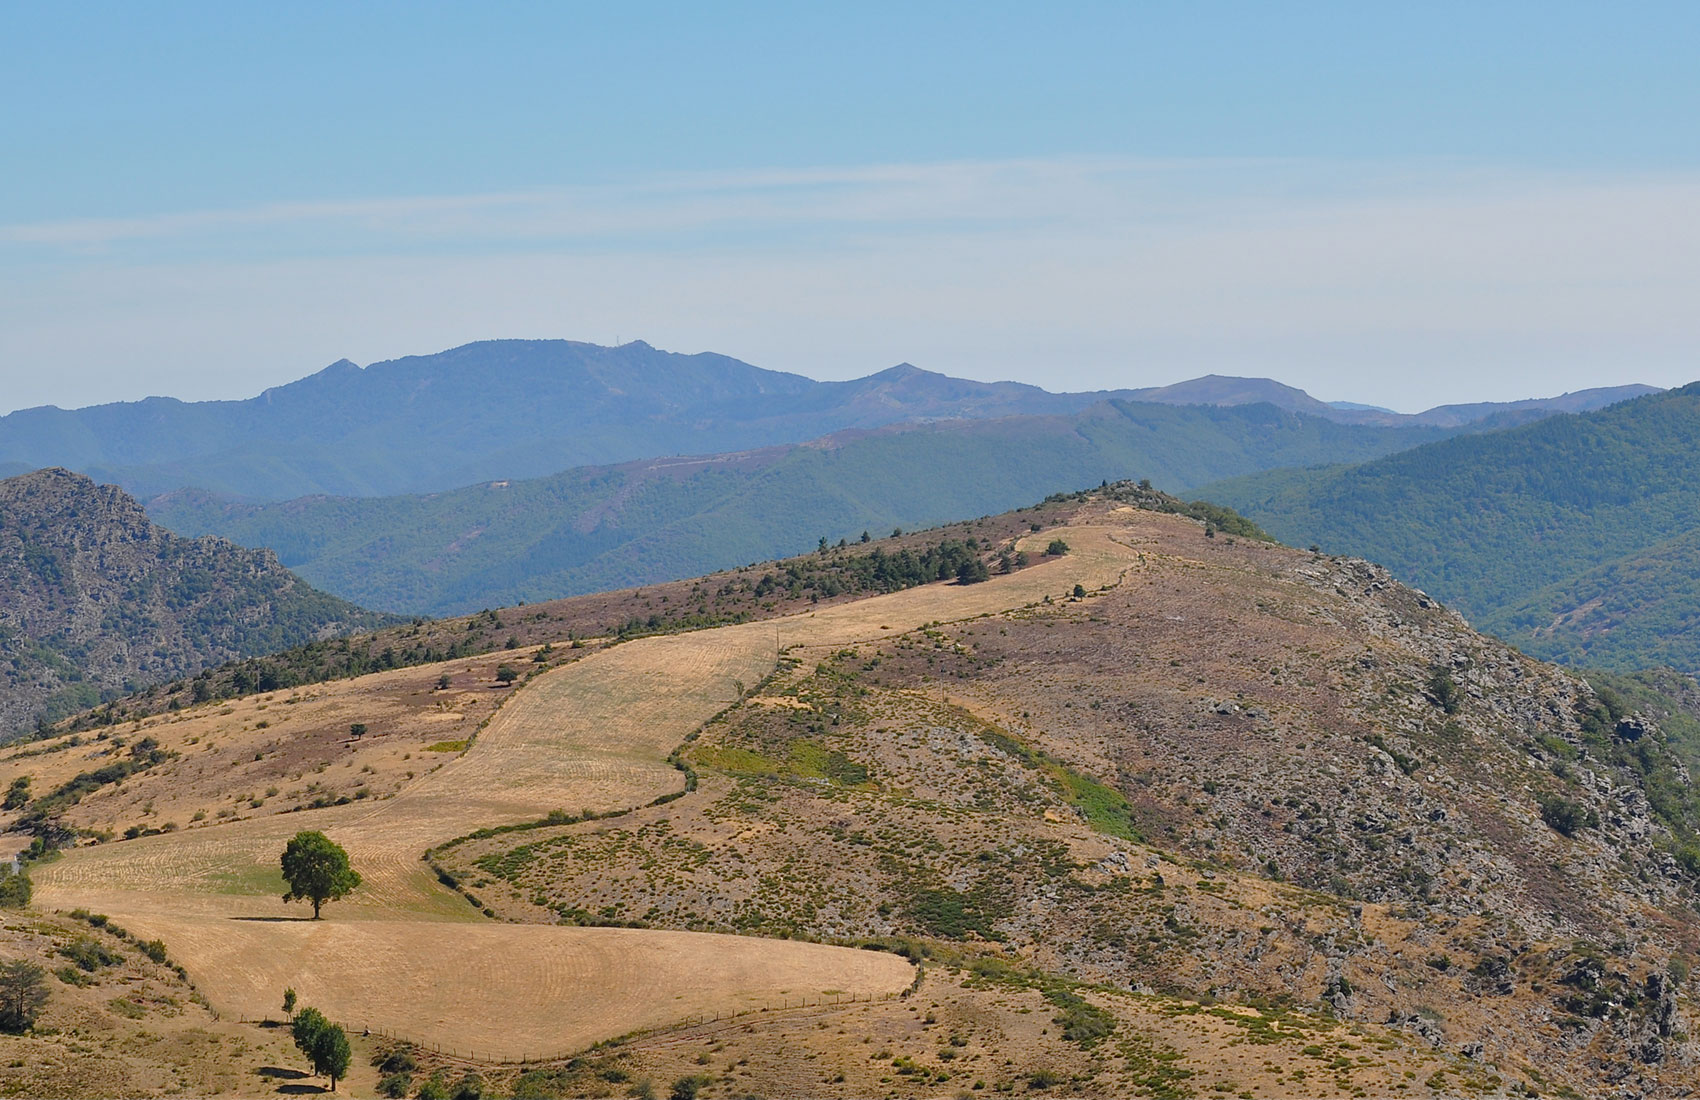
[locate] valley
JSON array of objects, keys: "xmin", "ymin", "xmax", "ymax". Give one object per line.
[{"xmin": 1206, "ymin": 382, "xmax": 1700, "ymax": 675}]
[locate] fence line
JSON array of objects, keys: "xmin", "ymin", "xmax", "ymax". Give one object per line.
[{"xmin": 236, "ymin": 988, "xmax": 901, "ymax": 1067}]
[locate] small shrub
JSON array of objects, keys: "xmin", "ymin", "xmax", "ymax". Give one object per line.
[
  {"xmin": 1046, "ymin": 539, "xmax": 1070, "ymax": 556},
  {"xmin": 379, "ymin": 1072, "xmax": 412, "ymax": 1098},
  {"xmin": 1668, "ymin": 956, "xmax": 1691, "ymax": 985},
  {"xmin": 0, "ymin": 871, "xmax": 31, "ymax": 908},
  {"xmin": 60, "ymin": 936, "xmax": 122, "ymax": 972},
  {"xmin": 1539, "ymin": 794, "xmax": 1599, "ymax": 836},
  {"xmin": 1028, "ymin": 1067, "xmax": 1066, "ymax": 1089},
  {"xmin": 377, "ymin": 1049, "xmax": 417, "ymax": 1074},
  {"xmin": 670, "ymin": 1076, "xmax": 711, "ymax": 1100},
  {"xmin": 108, "ymin": 995, "xmax": 147, "ymax": 1019},
  {"xmin": 1426, "ymin": 668, "xmax": 1462, "ymax": 714}
]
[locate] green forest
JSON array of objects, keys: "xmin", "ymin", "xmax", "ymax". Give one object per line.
[
  {"xmin": 150, "ymin": 399, "xmax": 1436, "ymax": 616},
  {"xmin": 1203, "ymin": 384, "xmax": 1700, "ymax": 673}
]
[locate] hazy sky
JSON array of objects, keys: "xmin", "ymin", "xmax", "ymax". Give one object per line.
[{"xmin": 4, "ymin": 2, "xmax": 1698, "ymax": 414}]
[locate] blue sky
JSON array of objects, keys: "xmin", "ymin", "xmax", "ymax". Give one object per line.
[{"xmin": 4, "ymin": 2, "xmax": 1699, "ymax": 412}]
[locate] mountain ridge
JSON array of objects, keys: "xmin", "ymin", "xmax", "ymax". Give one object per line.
[{"xmin": 0, "ymin": 338, "xmax": 1657, "ymax": 501}]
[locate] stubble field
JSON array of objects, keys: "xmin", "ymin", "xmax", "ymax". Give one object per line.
[{"xmin": 22, "ymin": 525, "xmax": 1137, "ymax": 1059}]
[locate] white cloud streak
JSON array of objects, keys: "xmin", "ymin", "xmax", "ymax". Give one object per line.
[{"xmin": 1, "ymin": 157, "xmax": 1697, "ymax": 413}]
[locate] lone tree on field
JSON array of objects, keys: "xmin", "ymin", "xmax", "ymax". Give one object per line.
[
  {"xmin": 0, "ymin": 959, "xmax": 48, "ymax": 1032},
  {"xmin": 281, "ymin": 831, "xmax": 361, "ymax": 919},
  {"xmin": 282, "ymin": 986, "xmax": 297, "ymax": 1019},
  {"xmin": 495, "ymin": 664, "xmax": 520, "ymax": 685},
  {"xmin": 291, "ymin": 1006, "xmax": 352, "ymax": 1091}
]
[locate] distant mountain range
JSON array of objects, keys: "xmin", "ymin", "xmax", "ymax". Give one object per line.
[
  {"xmin": 0, "ymin": 468, "xmax": 390, "ymax": 737},
  {"xmin": 0, "ymin": 339, "xmax": 1656, "ymax": 500},
  {"xmin": 148, "ymin": 400, "xmax": 1459, "ymax": 616},
  {"xmin": 1201, "ymin": 383, "xmax": 1700, "ymax": 674}
]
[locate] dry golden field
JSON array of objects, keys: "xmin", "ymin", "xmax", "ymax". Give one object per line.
[{"xmin": 13, "ymin": 524, "xmax": 1136, "ymax": 1066}]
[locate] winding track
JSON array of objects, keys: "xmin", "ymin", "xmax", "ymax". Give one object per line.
[{"xmin": 34, "ymin": 526, "xmax": 1137, "ymax": 1057}]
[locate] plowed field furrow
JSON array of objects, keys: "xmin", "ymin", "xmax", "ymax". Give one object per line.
[{"xmin": 32, "ymin": 526, "xmax": 1135, "ymax": 1056}]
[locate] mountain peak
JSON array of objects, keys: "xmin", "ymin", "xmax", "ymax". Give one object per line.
[{"xmin": 867, "ymin": 362, "xmax": 931, "ymax": 379}]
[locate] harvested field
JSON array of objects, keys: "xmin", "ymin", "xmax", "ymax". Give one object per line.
[
  {"xmin": 86, "ymin": 916, "xmax": 913, "ymax": 1061},
  {"xmin": 28, "ymin": 524, "xmax": 1141, "ymax": 1056},
  {"xmin": 0, "ymin": 646, "xmax": 563, "ymax": 843}
]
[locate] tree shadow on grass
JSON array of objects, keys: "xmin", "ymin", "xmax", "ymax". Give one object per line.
[
  {"xmin": 256, "ymin": 1068, "xmax": 327, "ymax": 1093},
  {"xmin": 231, "ymin": 915, "xmax": 317, "ymax": 922}
]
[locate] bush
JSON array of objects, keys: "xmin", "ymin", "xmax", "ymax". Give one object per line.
[
  {"xmin": 60, "ymin": 936, "xmax": 122, "ymax": 972},
  {"xmin": 495, "ymin": 665, "xmax": 520, "ymax": 685},
  {"xmin": 378, "ymin": 1072, "xmax": 412, "ymax": 1098},
  {"xmin": 1046, "ymin": 539, "xmax": 1070, "ymax": 556},
  {"xmin": 1049, "ymin": 989, "xmax": 1115, "ymax": 1046},
  {"xmin": 1028, "ymin": 1068, "xmax": 1066, "ymax": 1089},
  {"xmin": 140, "ymin": 939, "xmax": 168, "ymax": 964},
  {"xmin": 452, "ymin": 1074, "xmax": 485, "ymax": 1100},
  {"xmin": 416, "ymin": 1073, "xmax": 450, "ymax": 1100},
  {"xmin": 1426, "ymin": 668, "xmax": 1462, "ymax": 714},
  {"xmin": 1539, "ymin": 793, "xmax": 1599, "ymax": 836},
  {"xmin": 670, "ymin": 1076, "xmax": 711, "ymax": 1100},
  {"xmin": 377, "ymin": 1049, "xmax": 417, "ymax": 1075},
  {"xmin": 0, "ymin": 871, "xmax": 31, "ymax": 908}
]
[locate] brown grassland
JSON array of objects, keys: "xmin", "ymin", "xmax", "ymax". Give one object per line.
[{"xmin": 0, "ymin": 495, "xmax": 1694, "ymax": 1097}]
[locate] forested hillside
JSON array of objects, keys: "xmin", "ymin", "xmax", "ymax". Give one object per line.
[
  {"xmin": 150, "ymin": 399, "xmax": 1440, "ymax": 614},
  {"xmin": 0, "ymin": 468, "xmax": 390, "ymax": 737},
  {"xmin": 1203, "ymin": 383, "xmax": 1700, "ymax": 672}
]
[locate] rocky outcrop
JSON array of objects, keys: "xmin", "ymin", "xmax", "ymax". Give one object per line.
[{"xmin": 0, "ymin": 468, "xmax": 388, "ymax": 737}]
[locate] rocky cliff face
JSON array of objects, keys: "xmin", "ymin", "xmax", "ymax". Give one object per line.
[{"xmin": 0, "ymin": 468, "xmax": 387, "ymax": 737}]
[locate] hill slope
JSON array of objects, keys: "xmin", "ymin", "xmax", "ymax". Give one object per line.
[
  {"xmin": 0, "ymin": 468, "xmax": 389, "ymax": 737},
  {"xmin": 149, "ymin": 399, "xmax": 1450, "ymax": 615},
  {"xmin": 0, "ymin": 338, "xmax": 1655, "ymax": 501},
  {"xmin": 1200, "ymin": 383, "xmax": 1700, "ymax": 672},
  {"xmin": 13, "ymin": 488, "xmax": 1694, "ymax": 1096}
]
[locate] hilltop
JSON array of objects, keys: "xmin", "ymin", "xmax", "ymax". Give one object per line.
[
  {"xmin": 0, "ymin": 338, "xmax": 1654, "ymax": 501},
  {"xmin": 2, "ymin": 485, "xmax": 1696, "ymax": 1098},
  {"xmin": 0, "ymin": 468, "xmax": 390, "ymax": 738},
  {"xmin": 1201, "ymin": 382, "xmax": 1700, "ymax": 674}
]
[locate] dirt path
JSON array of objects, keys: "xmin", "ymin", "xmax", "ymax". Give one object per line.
[{"xmin": 33, "ymin": 525, "xmax": 1137, "ymax": 1057}]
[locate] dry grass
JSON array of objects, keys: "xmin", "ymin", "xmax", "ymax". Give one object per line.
[
  {"xmin": 21, "ymin": 523, "xmax": 1141, "ymax": 1060},
  {"xmin": 0, "ymin": 647, "xmax": 557, "ymax": 841}
]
